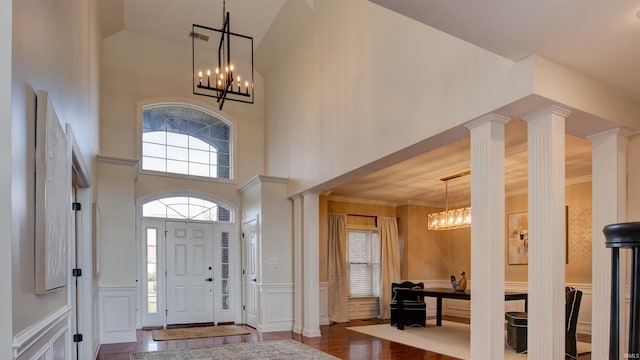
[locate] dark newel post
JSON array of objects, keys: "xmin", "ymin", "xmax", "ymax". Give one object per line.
[
  {"xmin": 610, "ymin": 247, "xmax": 619, "ymax": 360},
  {"xmin": 631, "ymin": 247, "xmax": 640, "ymax": 352},
  {"xmin": 603, "ymin": 222, "xmax": 640, "ymax": 360}
]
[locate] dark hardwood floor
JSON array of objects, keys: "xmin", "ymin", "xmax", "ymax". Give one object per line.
[{"xmin": 97, "ymin": 316, "xmax": 591, "ymax": 360}]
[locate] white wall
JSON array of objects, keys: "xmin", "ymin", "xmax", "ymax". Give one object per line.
[
  {"xmin": 239, "ymin": 176, "xmax": 293, "ymax": 331},
  {"xmin": 263, "ymin": 0, "xmax": 533, "ymax": 195},
  {"xmin": 99, "ymin": 30, "xmax": 266, "ymax": 301},
  {"xmin": 10, "ymin": 0, "xmax": 101, "ymax": 358},
  {"xmin": 1, "ymin": 1, "xmax": 13, "ymax": 358},
  {"xmin": 260, "ymin": 179, "xmax": 292, "ymax": 284},
  {"xmin": 263, "ymin": 0, "xmax": 640, "ymax": 198},
  {"xmin": 12, "ymin": 0, "xmax": 99, "ymax": 335},
  {"xmin": 96, "ymin": 159, "xmax": 137, "ymax": 287}
]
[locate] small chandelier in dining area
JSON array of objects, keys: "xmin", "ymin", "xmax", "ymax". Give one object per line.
[
  {"xmin": 192, "ymin": 0, "xmax": 254, "ymax": 111},
  {"xmin": 427, "ymin": 171, "xmax": 472, "ymax": 230}
]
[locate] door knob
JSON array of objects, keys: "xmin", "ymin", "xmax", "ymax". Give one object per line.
[{"xmin": 205, "ymin": 278, "xmax": 213, "ymax": 282}]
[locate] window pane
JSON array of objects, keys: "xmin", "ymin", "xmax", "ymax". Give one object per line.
[
  {"xmin": 143, "ymin": 131, "xmax": 167, "ymax": 145},
  {"xmin": 189, "ymin": 162, "xmax": 209, "ymax": 177},
  {"xmin": 221, "ymin": 231, "xmax": 230, "ymax": 310},
  {"xmin": 211, "ymin": 121, "xmax": 230, "ymax": 140},
  {"xmin": 143, "ymin": 142, "xmax": 166, "ymax": 158},
  {"xmin": 190, "ymin": 136, "xmax": 211, "ymax": 151},
  {"xmin": 146, "ymin": 228, "xmax": 158, "ymax": 314},
  {"xmin": 167, "ymin": 159, "xmax": 188, "ymax": 175},
  {"xmin": 166, "ymin": 132, "xmax": 189, "ymax": 147},
  {"xmin": 142, "ymin": 197, "xmax": 232, "ymax": 222},
  {"xmin": 349, "ymin": 263, "xmax": 371, "ymax": 297},
  {"xmin": 143, "ymin": 156, "xmax": 166, "ymax": 172},
  {"xmin": 143, "ymin": 201, "xmax": 167, "ymax": 218},
  {"xmin": 189, "ymin": 148, "xmax": 210, "ymax": 164},
  {"xmin": 167, "ymin": 145, "xmax": 188, "ymax": 162},
  {"xmin": 348, "ymin": 230, "xmax": 380, "ymax": 298}
]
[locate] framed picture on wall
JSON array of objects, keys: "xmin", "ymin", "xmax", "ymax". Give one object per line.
[
  {"xmin": 508, "ymin": 212, "xmax": 529, "ymax": 265},
  {"xmin": 507, "ymin": 206, "xmax": 569, "ymax": 265},
  {"xmin": 34, "ymin": 90, "xmax": 70, "ymax": 293}
]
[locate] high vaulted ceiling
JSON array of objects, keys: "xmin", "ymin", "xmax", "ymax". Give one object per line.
[{"xmin": 108, "ymin": 0, "xmax": 640, "ymax": 206}]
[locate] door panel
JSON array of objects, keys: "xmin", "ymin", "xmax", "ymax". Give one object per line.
[{"xmin": 166, "ymin": 221, "xmax": 214, "ymax": 325}]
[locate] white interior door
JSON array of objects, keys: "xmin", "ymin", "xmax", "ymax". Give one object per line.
[
  {"xmin": 242, "ymin": 217, "xmax": 258, "ymax": 328},
  {"xmin": 166, "ymin": 221, "xmax": 214, "ymax": 325}
]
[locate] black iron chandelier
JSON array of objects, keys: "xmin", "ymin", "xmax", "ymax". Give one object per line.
[{"xmin": 192, "ymin": 0, "xmax": 254, "ymax": 110}]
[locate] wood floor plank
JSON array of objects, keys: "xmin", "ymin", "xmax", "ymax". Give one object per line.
[{"xmin": 96, "ymin": 316, "xmax": 591, "ymax": 360}]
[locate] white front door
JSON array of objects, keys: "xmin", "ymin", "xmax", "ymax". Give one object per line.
[
  {"xmin": 242, "ymin": 217, "xmax": 258, "ymax": 328},
  {"xmin": 166, "ymin": 221, "xmax": 214, "ymax": 325}
]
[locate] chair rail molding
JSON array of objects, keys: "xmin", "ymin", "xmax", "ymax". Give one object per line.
[{"xmin": 12, "ymin": 305, "xmax": 71, "ymax": 360}]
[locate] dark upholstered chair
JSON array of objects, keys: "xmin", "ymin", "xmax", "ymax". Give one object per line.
[
  {"xmin": 390, "ymin": 281, "xmax": 426, "ymax": 328},
  {"xmin": 505, "ymin": 287, "xmax": 583, "ymax": 358}
]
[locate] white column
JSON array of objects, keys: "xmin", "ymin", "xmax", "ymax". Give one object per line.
[
  {"xmin": 465, "ymin": 114, "xmax": 510, "ymax": 360},
  {"xmin": 629, "ymin": 133, "xmax": 640, "ymax": 220},
  {"xmin": 292, "ymin": 195, "xmax": 303, "ymax": 334},
  {"xmin": 588, "ymin": 128, "xmax": 630, "ymax": 360},
  {"xmin": 522, "ymin": 105, "xmax": 570, "ymax": 360},
  {"xmin": 0, "ymin": 1, "xmax": 12, "ymax": 359},
  {"xmin": 302, "ymin": 191, "xmax": 321, "ymax": 337}
]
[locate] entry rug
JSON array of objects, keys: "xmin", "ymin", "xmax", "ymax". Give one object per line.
[
  {"xmin": 348, "ymin": 321, "xmax": 591, "ymax": 360},
  {"xmin": 130, "ymin": 339, "xmax": 339, "ymax": 360},
  {"xmin": 152, "ymin": 325, "xmax": 249, "ymax": 341}
]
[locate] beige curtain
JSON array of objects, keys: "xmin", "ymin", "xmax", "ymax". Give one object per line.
[
  {"xmin": 378, "ymin": 217, "xmax": 400, "ymax": 319},
  {"xmin": 328, "ymin": 213, "xmax": 349, "ymax": 322}
]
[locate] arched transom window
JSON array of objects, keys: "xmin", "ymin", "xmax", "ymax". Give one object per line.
[
  {"xmin": 142, "ymin": 196, "xmax": 232, "ymax": 222},
  {"xmin": 142, "ymin": 104, "xmax": 231, "ymax": 179}
]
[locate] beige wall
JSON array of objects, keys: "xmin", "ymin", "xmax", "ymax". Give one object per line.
[
  {"xmin": 322, "ymin": 181, "xmax": 593, "ymax": 286},
  {"xmin": 398, "ymin": 205, "xmax": 470, "ymax": 280},
  {"xmin": 505, "ymin": 181, "xmax": 593, "ymax": 283}
]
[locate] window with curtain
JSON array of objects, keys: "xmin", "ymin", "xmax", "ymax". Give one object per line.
[{"xmin": 347, "ymin": 230, "xmax": 380, "ymax": 298}]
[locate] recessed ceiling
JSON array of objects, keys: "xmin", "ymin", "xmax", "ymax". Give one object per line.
[{"xmin": 327, "ymin": 120, "xmax": 592, "ymax": 207}]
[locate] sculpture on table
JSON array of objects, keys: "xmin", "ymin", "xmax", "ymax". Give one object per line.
[{"xmin": 450, "ymin": 271, "xmax": 467, "ymax": 291}]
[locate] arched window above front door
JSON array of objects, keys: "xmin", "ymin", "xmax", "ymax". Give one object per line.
[
  {"xmin": 142, "ymin": 196, "xmax": 232, "ymax": 222},
  {"xmin": 141, "ymin": 104, "xmax": 232, "ymax": 179}
]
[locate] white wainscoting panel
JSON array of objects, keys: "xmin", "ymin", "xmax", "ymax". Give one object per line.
[
  {"xmin": 98, "ymin": 287, "xmax": 137, "ymax": 344},
  {"xmin": 258, "ymin": 283, "xmax": 294, "ymax": 332},
  {"xmin": 319, "ymin": 282, "xmax": 329, "ymax": 325},
  {"xmin": 12, "ymin": 306, "xmax": 70, "ymax": 360},
  {"xmin": 93, "ymin": 288, "xmax": 100, "ymax": 359}
]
